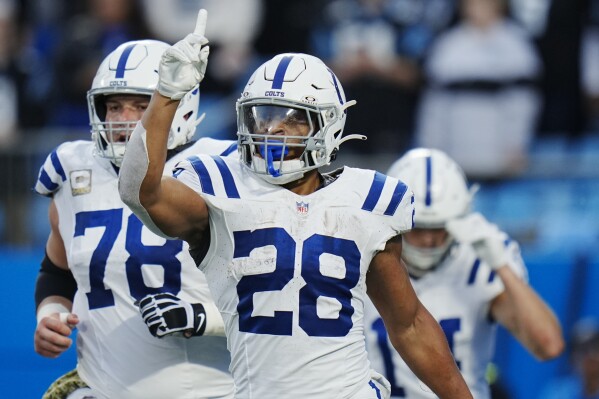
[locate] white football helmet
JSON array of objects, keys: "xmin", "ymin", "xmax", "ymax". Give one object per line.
[
  {"xmin": 387, "ymin": 148, "xmax": 478, "ymax": 275},
  {"xmin": 87, "ymin": 39, "xmax": 202, "ymax": 166},
  {"xmin": 236, "ymin": 53, "xmax": 362, "ymax": 184}
]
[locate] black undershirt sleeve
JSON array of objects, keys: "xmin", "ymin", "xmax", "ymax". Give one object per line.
[{"xmin": 34, "ymin": 253, "xmax": 77, "ymax": 309}]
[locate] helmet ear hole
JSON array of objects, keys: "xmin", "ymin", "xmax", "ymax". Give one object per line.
[{"xmin": 329, "ymin": 148, "xmax": 338, "ymax": 162}]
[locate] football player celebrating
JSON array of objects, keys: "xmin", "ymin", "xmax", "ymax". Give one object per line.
[
  {"xmin": 33, "ymin": 39, "xmax": 235, "ymax": 399},
  {"xmin": 364, "ymin": 148, "xmax": 564, "ymax": 398},
  {"xmin": 119, "ymin": 9, "xmax": 473, "ymax": 399}
]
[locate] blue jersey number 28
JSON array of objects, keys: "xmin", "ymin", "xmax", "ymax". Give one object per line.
[
  {"xmin": 234, "ymin": 227, "xmax": 361, "ymax": 337},
  {"xmin": 74, "ymin": 209, "xmax": 183, "ymax": 310}
]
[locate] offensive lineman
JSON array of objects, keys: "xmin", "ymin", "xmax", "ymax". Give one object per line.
[{"xmin": 33, "ymin": 39, "xmax": 235, "ymax": 399}]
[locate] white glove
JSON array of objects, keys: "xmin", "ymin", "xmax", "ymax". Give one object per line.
[
  {"xmin": 157, "ymin": 9, "xmax": 210, "ymax": 100},
  {"xmin": 138, "ymin": 293, "xmax": 207, "ymax": 338},
  {"xmin": 445, "ymin": 212, "xmax": 509, "ymax": 271}
]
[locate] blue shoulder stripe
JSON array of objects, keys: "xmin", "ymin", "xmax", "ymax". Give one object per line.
[
  {"xmin": 50, "ymin": 151, "xmax": 67, "ymax": 182},
  {"xmin": 362, "ymin": 172, "xmax": 386, "ymax": 212},
  {"xmin": 467, "ymin": 259, "xmax": 481, "ymax": 285},
  {"xmin": 188, "ymin": 156, "xmax": 240, "ymax": 198},
  {"xmin": 211, "ymin": 156, "xmax": 240, "ymax": 198},
  {"xmin": 383, "ymin": 180, "xmax": 408, "ymax": 216},
  {"xmin": 189, "ymin": 156, "xmax": 215, "ymax": 195},
  {"xmin": 39, "ymin": 168, "xmax": 59, "ymax": 192},
  {"xmin": 467, "ymin": 258, "xmax": 497, "ymax": 285},
  {"xmin": 220, "ymin": 142, "xmax": 238, "ymax": 156}
]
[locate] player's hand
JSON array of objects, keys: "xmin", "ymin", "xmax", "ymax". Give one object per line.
[
  {"xmin": 34, "ymin": 312, "xmax": 78, "ymax": 358},
  {"xmin": 138, "ymin": 293, "xmax": 207, "ymax": 338},
  {"xmin": 446, "ymin": 212, "xmax": 508, "ymax": 270},
  {"xmin": 157, "ymin": 8, "xmax": 210, "ymax": 100}
]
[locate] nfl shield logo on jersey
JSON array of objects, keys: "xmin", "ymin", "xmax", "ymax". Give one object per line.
[{"xmin": 296, "ymin": 201, "xmax": 309, "ymax": 215}]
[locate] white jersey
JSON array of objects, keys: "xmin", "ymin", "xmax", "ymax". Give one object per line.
[
  {"xmin": 173, "ymin": 154, "xmax": 414, "ymax": 399},
  {"xmin": 364, "ymin": 238, "xmax": 527, "ymax": 399},
  {"xmin": 35, "ymin": 138, "xmax": 238, "ymax": 399}
]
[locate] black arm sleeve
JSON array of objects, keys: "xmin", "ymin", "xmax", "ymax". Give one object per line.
[{"xmin": 34, "ymin": 253, "xmax": 77, "ymax": 309}]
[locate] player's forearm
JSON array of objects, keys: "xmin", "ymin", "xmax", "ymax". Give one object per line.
[
  {"xmin": 390, "ymin": 305, "xmax": 473, "ymax": 399},
  {"xmin": 139, "ymin": 92, "xmax": 179, "ymax": 204},
  {"xmin": 496, "ymin": 267, "xmax": 564, "ymax": 360},
  {"xmin": 119, "ymin": 93, "xmax": 182, "ymax": 239}
]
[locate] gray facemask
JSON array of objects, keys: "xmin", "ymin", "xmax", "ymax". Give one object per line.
[{"xmin": 402, "ymin": 237, "xmax": 453, "ymax": 278}]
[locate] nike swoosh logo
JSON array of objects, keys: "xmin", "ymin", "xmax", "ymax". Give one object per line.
[{"xmin": 196, "ymin": 313, "xmax": 206, "ymax": 332}]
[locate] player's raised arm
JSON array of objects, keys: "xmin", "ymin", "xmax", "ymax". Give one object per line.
[
  {"xmin": 447, "ymin": 213, "xmax": 565, "ymax": 360},
  {"xmin": 119, "ymin": 9, "xmax": 211, "ymax": 241},
  {"xmin": 367, "ymin": 236, "xmax": 473, "ymax": 399}
]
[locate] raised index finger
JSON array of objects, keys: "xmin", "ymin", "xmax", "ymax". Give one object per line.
[{"xmin": 194, "ymin": 9, "xmax": 208, "ymax": 36}]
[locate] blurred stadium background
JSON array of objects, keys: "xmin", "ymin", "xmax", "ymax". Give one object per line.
[{"xmin": 0, "ymin": 0, "xmax": 597, "ymax": 398}]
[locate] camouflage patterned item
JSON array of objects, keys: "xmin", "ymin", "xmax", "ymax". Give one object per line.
[{"xmin": 42, "ymin": 369, "xmax": 95, "ymax": 399}]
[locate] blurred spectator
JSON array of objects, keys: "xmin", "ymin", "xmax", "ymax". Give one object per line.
[
  {"xmin": 141, "ymin": 0, "xmax": 262, "ymax": 94},
  {"xmin": 415, "ymin": 0, "xmax": 542, "ymax": 180},
  {"xmin": 538, "ymin": 317, "xmax": 599, "ymax": 399},
  {"xmin": 581, "ymin": 0, "xmax": 599, "ymax": 131},
  {"xmin": 535, "ymin": 0, "xmax": 585, "ymax": 137},
  {"xmin": 312, "ymin": 0, "xmax": 454, "ymax": 155},
  {"xmin": 0, "ymin": 0, "xmax": 29, "ymax": 246},
  {"xmin": 0, "ymin": 0, "xmax": 17, "ymax": 147},
  {"xmin": 48, "ymin": 0, "xmax": 151, "ymax": 128},
  {"xmin": 15, "ymin": 0, "xmax": 73, "ymax": 129},
  {"xmin": 508, "ymin": 0, "xmax": 553, "ymax": 38},
  {"xmin": 254, "ymin": 0, "xmax": 326, "ymax": 57}
]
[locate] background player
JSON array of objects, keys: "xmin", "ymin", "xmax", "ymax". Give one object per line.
[
  {"xmin": 33, "ymin": 39, "xmax": 235, "ymax": 399},
  {"xmin": 119, "ymin": 9, "xmax": 473, "ymax": 399},
  {"xmin": 364, "ymin": 148, "xmax": 564, "ymax": 398}
]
